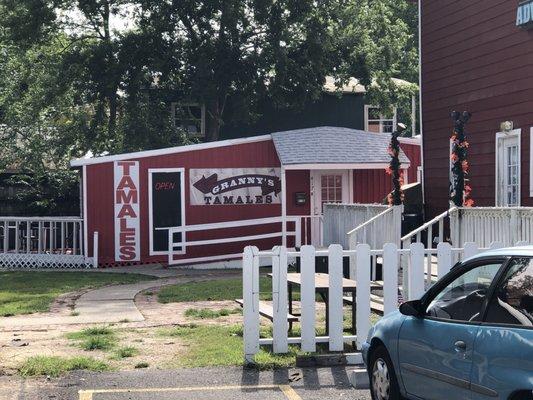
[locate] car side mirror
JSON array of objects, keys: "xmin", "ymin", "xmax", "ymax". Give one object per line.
[{"xmin": 399, "ymin": 300, "xmax": 423, "ymax": 318}]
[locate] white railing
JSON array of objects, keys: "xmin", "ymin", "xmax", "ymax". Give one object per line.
[
  {"xmin": 323, "ymin": 203, "xmax": 388, "ymax": 248},
  {"xmin": 401, "ymin": 207, "xmax": 456, "ymax": 249},
  {"xmin": 167, "ymin": 216, "xmax": 304, "ymax": 265},
  {"xmin": 402, "ymin": 207, "xmax": 533, "ymax": 250},
  {"xmin": 0, "ymin": 217, "xmax": 96, "ymax": 269},
  {"xmin": 451, "ymin": 207, "xmax": 533, "ymax": 247},
  {"xmin": 348, "ymin": 205, "xmax": 403, "ymax": 249},
  {"xmin": 242, "ymin": 241, "xmax": 510, "ymax": 362}
]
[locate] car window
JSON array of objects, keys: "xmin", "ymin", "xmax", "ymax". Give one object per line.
[
  {"xmin": 485, "ymin": 258, "xmax": 533, "ymax": 327},
  {"xmin": 426, "ymin": 262, "xmax": 502, "ymax": 322}
]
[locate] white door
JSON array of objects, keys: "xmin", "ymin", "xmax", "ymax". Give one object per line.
[
  {"xmin": 310, "ymin": 170, "xmax": 350, "ymax": 246},
  {"xmin": 496, "ymin": 132, "xmax": 520, "ymax": 206}
]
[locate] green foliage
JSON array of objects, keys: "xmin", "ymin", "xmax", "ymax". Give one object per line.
[
  {"xmin": 19, "ymin": 355, "xmax": 109, "ymax": 377},
  {"xmin": 0, "ymin": 0, "xmax": 419, "ymax": 209},
  {"xmin": 0, "ymin": 271, "xmax": 151, "ymax": 316}
]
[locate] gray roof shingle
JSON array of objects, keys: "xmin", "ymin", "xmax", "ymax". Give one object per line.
[{"xmin": 271, "ymin": 126, "xmax": 410, "ymax": 166}]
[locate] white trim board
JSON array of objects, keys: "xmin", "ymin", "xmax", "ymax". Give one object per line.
[
  {"xmin": 71, "ymin": 135, "xmax": 272, "ymax": 167},
  {"xmin": 283, "ymin": 163, "xmax": 410, "ymax": 170},
  {"xmin": 148, "ymin": 168, "xmax": 186, "ymax": 256},
  {"xmin": 82, "ymin": 165, "xmax": 89, "ymax": 257}
]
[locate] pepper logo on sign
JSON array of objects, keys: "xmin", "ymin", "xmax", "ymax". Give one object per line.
[
  {"xmin": 114, "ymin": 161, "xmax": 140, "ymax": 262},
  {"xmin": 517, "ymin": 0, "xmax": 533, "ymax": 28}
]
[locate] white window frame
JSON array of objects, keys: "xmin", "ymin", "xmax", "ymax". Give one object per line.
[
  {"xmin": 148, "ymin": 168, "xmax": 186, "ymax": 256},
  {"xmin": 364, "ymin": 105, "xmax": 398, "ymax": 133},
  {"xmin": 171, "ymin": 102, "xmax": 206, "ymax": 138},
  {"xmin": 495, "ymin": 129, "xmax": 521, "ymax": 207}
]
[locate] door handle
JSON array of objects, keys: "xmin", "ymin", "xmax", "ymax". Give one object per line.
[{"xmin": 454, "ymin": 340, "xmax": 467, "ymax": 351}]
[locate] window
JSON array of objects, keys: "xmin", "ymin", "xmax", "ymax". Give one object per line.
[
  {"xmin": 320, "ymin": 175, "xmax": 344, "ymax": 211},
  {"xmin": 426, "ymin": 262, "xmax": 503, "ymax": 322},
  {"xmin": 364, "ymin": 106, "xmax": 397, "ymax": 134},
  {"xmin": 171, "ymin": 103, "xmax": 205, "ymax": 137},
  {"xmin": 496, "ymin": 129, "xmax": 520, "ymax": 206},
  {"xmin": 485, "ymin": 258, "xmax": 533, "ymax": 327}
]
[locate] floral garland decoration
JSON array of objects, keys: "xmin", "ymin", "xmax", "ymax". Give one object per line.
[
  {"xmin": 450, "ymin": 111, "xmax": 473, "ymax": 207},
  {"xmin": 386, "ymin": 124, "xmax": 406, "ymax": 206}
]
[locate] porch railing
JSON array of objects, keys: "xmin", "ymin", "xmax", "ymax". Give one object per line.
[
  {"xmin": 323, "ymin": 203, "xmax": 388, "ymax": 248},
  {"xmin": 348, "ymin": 205, "xmax": 403, "ymax": 249},
  {"xmin": 0, "ymin": 217, "xmax": 96, "ymax": 268},
  {"xmin": 402, "ymin": 206, "xmax": 533, "ymax": 249}
]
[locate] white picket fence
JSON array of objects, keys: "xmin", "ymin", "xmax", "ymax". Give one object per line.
[{"xmin": 242, "ymin": 240, "xmax": 519, "ymax": 362}]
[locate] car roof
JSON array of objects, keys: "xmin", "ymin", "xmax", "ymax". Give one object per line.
[{"xmin": 462, "ymin": 245, "xmax": 533, "ymax": 264}]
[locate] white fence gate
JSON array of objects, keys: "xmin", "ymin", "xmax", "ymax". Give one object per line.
[{"xmin": 242, "ymin": 241, "xmax": 513, "ymax": 362}]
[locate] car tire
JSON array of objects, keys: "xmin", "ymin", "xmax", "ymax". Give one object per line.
[{"xmin": 369, "ymin": 345, "xmax": 403, "ymax": 400}]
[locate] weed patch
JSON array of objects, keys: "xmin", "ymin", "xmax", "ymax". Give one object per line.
[
  {"xmin": 19, "ymin": 356, "xmax": 109, "ymax": 377},
  {"xmin": 184, "ymin": 308, "xmax": 241, "ymax": 319}
]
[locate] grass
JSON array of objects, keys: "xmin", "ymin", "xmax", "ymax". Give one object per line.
[
  {"xmin": 19, "ymin": 356, "xmax": 109, "ymax": 377},
  {"xmin": 135, "ymin": 362, "xmax": 149, "ymax": 369},
  {"xmin": 158, "ymin": 277, "xmax": 276, "ymax": 303},
  {"xmin": 112, "ymin": 346, "xmax": 139, "ymax": 359},
  {"xmin": 184, "ymin": 307, "xmax": 241, "ymax": 319},
  {"xmin": 158, "ymin": 324, "xmax": 298, "ymax": 369},
  {"xmin": 67, "ymin": 326, "xmax": 117, "ymax": 351},
  {"xmin": 0, "ymin": 271, "xmax": 151, "ymax": 317}
]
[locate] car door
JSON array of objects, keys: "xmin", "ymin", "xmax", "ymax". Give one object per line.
[
  {"xmin": 398, "ymin": 259, "xmax": 505, "ymax": 400},
  {"xmin": 471, "ymin": 257, "xmax": 533, "ymax": 400}
]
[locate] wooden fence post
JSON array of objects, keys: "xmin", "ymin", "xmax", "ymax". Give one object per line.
[
  {"xmin": 437, "ymin": 242, "xmax": 452, "ymax": 279},
  {"xmin": 328, "ymin": 244, "xmax": 344, "ymax": 352},
  {"xmin": 243, "ymin": 246, "xmax": 260, "ymax": 363},
  {"xmin": 383, "ymin": 243, "xmax": 398, "ymax": 315},
  {"xmin": 300, "ymin": 245, "xmax": 316, "ymax": 353},
  {"xmin": 408, "ymin": 243, "xmax": 425, "ymax": 300},
  {"xmin": 272, "ymin": 246, "xmax": 288, "ymax": 354},
  {"xmin": 356, "ymin": 244, "xmax": 371, "ymax": 350}
]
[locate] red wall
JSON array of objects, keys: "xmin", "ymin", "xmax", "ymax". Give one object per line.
[
  {"xmin": 352, "ymin": 141, "xmax": 421, "ymax": 204},
  {"xmin": 422, "ymin": 0, "xmax": 533, "ymax": 218},
  {"xmin": 86, "ymin": 140, "xmax": 313, "ymax": 266},
  {"xmin": 86, "ymin": 138, "xmax": 420, "ymax": 266}
]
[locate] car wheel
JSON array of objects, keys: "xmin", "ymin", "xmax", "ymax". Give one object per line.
[{"xmin": 369, "ymin": 345, "xmax": 402, "ymax": 400}]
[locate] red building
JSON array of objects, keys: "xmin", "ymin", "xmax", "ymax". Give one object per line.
[
  {"xmin": 421, "ymin": 0, "xmax": 533, "ymax": 217},
  {"xmin": 71, "ymin": 127, "xmax": 421, "ymax": 267}
]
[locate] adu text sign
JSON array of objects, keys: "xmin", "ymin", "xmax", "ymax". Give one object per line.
[
  {"xmin": 517, "ymin": 0, "xmax": 533, "ymax": 28},
  {"xmin": 114, "ymin": 161, "xmax": 140, "ymax": 261}
]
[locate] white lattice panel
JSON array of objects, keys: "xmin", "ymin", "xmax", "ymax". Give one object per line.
[{"xmin": 0, "ymin": 253, "xmax": 94, "ymax": 269}]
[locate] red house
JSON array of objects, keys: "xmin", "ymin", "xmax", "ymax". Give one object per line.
[
  {"xmin": 420, "ymin": 0, "xmax": 533, "ymax": 217},
  {"xmin": 71, "ymin": 127, "xmax": 421, "ymax": 267}
]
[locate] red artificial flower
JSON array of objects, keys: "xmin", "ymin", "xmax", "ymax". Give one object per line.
[
  {"xmin": 461, "ymin": 160, "xmax": 469, "ymax": 171},
  {"xmin": 450, "ymin": 153, "xmax": 459, "ymax": 162},
  {"xmin": 464, "ymin": 198, "xmax": 474, "ymax": 207}
]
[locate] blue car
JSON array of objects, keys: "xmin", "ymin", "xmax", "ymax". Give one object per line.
[{"xmin": 362, "ymin": 246, "xmax": 533, "ymax": 400}]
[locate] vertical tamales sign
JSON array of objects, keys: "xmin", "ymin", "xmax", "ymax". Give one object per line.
[{"xmin": 114, "ymin": 161, "xmax": 140, "ymax": 262}]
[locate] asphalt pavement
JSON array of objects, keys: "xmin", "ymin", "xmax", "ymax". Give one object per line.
[{"xmin": 13, "ymin": 366, "xmax": 371, "ymax": 400}]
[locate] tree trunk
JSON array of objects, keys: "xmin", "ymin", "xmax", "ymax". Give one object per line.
[{"xmin": 205, "ymin": 99, "xmax": 221, "ymax": 142}]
